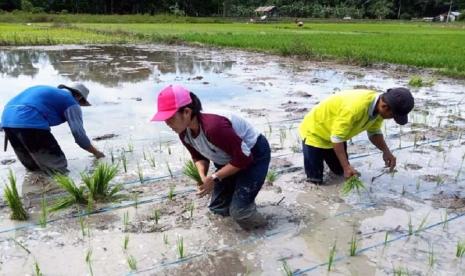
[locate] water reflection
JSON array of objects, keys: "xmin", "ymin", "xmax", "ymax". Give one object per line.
[{"xmin": 0, "ymin": 46, "xmax": 235, "ymax": 86}]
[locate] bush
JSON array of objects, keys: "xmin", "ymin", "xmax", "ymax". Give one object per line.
[{"xmin": 459, "ymin": 10, "xmax": 465, "ymax": 21}]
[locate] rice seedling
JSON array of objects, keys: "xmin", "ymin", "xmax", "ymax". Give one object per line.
[
  {"xmin": 177, "ymin": 236, "xmax": 185, "ymax": 259},
  {"xmin": 281, "ymin": 260, "xmax": 292, "ymax": 276},
  {"xmin": 3, "ymin": 169, "xmax": 28, "ymax": 220},
  {"xmin": 266, "ymin": 169, "xmax": 278, "ymax": 185},
  {"xmin": 79, "ymin": 216, "xmax": 87, "ymax": 238},
  {"xmin": 132, "ymin": 192, "xmax": 139, "ymax": 209},
  {"xmin": 416, "ymin": 179, "xmax": 421, "ymax": 191},
  {"xmin": 81, "ymin": 162, "xmax": 121, "ymax": 201},
  {"xmin": 127, "ymin": 255, "xmax": 137, "ymax": 271},
  {"xmin": 349, "ymin": 233, "xmax": 358, "ymax": 256},
  {"xmin": 123, "ymin": 211, "xmax": 129, "ymax": 231},
  {"xmin": 393, "ymin": 266, "xmax": 410, "ymax": 276},
  {"xmin": 110, "ymin": 148, "xmax": 115, "ymax": 164},
  {"xmin": 327, "ymin": 241, "xmax": 337, "ymax": 271},
  {"xmin": 428, "ymin": 243, "xmax": 435, "ymax": 268},
  {"xmin": 416, "ymin": 213, "xmax": 429, "ymax": 234},
  {"xmin": 408, "ymin": 75, "xmax": 435, "ymax": 88},
  {"xmin": 166, "ymin": 161, "xmax": 173, "ymax": 178},
  {"xmin": 167, "ymin": 144, "xmax": 172, "ymax": 155},
  {"xmin": 436, "ymin": 174, "xmax": 444, "ymax": 186},
  {"xmin": 121, "ymin": 151, "xmax": 127, "ymax": 173},
  {"xmin": 168, "ymin": 186, "xmax": 175, "ymax": 200},
  {"xmin": 87, "ymin": 191, "xmax": 94, "ymax": 213},
  {"xmin": 123, "ymin": 234, "xmax": 129, "ymax": 250},
  {"xmin": 398, "ymin": 126, "xmax": 402, "ymax": 149},
  {"xmin": 12, "ymin": 238, "xmax": 31, "ymax": 254},
  {"xmin": 38, "ymin": 195, "xmax": 48, "ymax": 228},
  {"xmin": 442, "ymin": 211, "xmax": 448, "ymax": 230},
  {"xmin": 407, "ymin": 215, "xmax": 413, "ymax": 235},
  {"xmin": 142, "ymin": 148, "xmax": 147, "ymax": 160},
  {"xmin": 163, "ymin": 233, "xmax": 169, "ymax": 245},
  {"xmin": 384, "ymin": 231, "xmax": 389, "ymax": 247},
  {"xmin": 187, "ymin": 201, "xmax": 194, "ymax": 219},
  {"xmin": 148, "ymin": 154, "xmax": 156, "ymax": 168},
  {"xmin": 340, "ymin": 176, "xmax": 365, "ymax": 196},
  {"xmin": 279, "ymin": 128, "xmax": 287, "ymax": 148},
  {"xmin": 183, "ymin": 160, "xmax": 201, "ymax": 185},
  {"xmin": 136, "ymin": 162, "xmax": 144, "ymax": 183},
  {"xmin": 455, "ymin": 153, "xmax": 465, "ymax": 181},
  {"xmin": 85, "ymin": 249, "xmax": 93, "ymax": 276},
  {"xmin": 456, "ymin": 241, "xmax": 465, "ymax": 258},
  {"xmin": 33, "ymin": 261, "xmax": 43, "ymax": 276},
  {"xmin": 401, "ymin": 185, "xmax": 406, "ymax": 196},
  {"xmin": 152, "ymin": 209, "xmax": 161, "ymax": 224},
  {"xmin": 127, "ymin": 141, "xmax": 134, "ymax": 153},
  {"xmin": 49, "ymin": 174, "xmax": 87, "ymax": 212}
]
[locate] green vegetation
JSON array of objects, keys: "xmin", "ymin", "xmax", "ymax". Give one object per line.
[
  {"xmin": 281, "ymin": 260, "xmax": 293, "ymax": 276},
  {"xmin": 0, "ymin": 21, "xmax": 464, "ymax": 76},
  {"xmin": 327, "ymin": 242, "xmax": 337, "ymax": 271},
  {"xmin": 33, "ymin": 261, "xmax": 43, "ymax": 276},
  {"xmin": 349, "ymin": 233, "xmax": 358, "ymax": 256},
  {"xmin": 456, "ymin": 241, "xmax": 465, "ymax": 258},
  {"xmin": 81, "ymin": 162, "xmax": 121, "ymax": 200},
  {"xmin": 183, "ymin": 160, "xmax": 202, "ymax": 185},
  {"xmin": 50, "ymin": 163, "xmax": 123, "ymax": 212},
  {"xmin": 38, "ymin": 195, "xmax": 48, "ymax": 227},
  {"xmin": 127, "ymin": 255, "xmax": 137, "ymax": 271},
  {"xmin": 341, "ymin": 176, "xmax": 365, "ymax": 196},
  {"xmin": 266, "ymin": 169, "xmax": 278, "ymax": 185},
  {"xmin": 408, "ymin": 75, "xmax": 435, "ymax": 87},
  {"xmin": 177, "ymin": 236, "xmax": 185, "ymax": 259},
  {"xmin": 3, "ymin": 169, "xmax": 28, "ymax": 220}
]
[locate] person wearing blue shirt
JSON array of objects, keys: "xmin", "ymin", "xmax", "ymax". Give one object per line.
[{"xmin": 1, "ymin": 83, "xmax": 105, "ymax": 175}]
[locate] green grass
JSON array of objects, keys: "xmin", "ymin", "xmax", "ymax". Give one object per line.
[
  {"xmin": 177, "ymin": 236, "xmax": 185, "ymax": 259},
  {"xmin": 456, "ymin": 241, "xmax": 465, "ymax": 258},
  {"xmin": 81, "ymin": 162, "xmax": 121, "ymax": 200},
  {"xmin": 1, "ymin": 20, "xmax": 465, "ymax": 76},
  {"xmin": 3, "ymin": 169, "xmax": 29, "ymax": 220},
  {"xmin": 341, "ymin": 176, "xmax": 365, "ymax": 196},
  {"xmin": 49, "ymin": 174, "xmax": 87, "ymax": 212},
  {"xmin": 182, "ymin": 160, "xmax": 202, "ymax": 185},
  {"xmin": 349, "ymin": 234, "xmax": 358, "ymax": 256}
]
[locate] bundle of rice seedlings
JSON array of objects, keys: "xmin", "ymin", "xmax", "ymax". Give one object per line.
[
  {"xmin": 81, "ymin": 162, "xmax": 121, "ymax": 201},
  {"xmin": 266, "ymin": 169, "xmax": 278, "ymax": 185},
  {"xmin": 3, "ymin": 169, "xmax": 28, "ymax": 220},
  {"xmin": 341, "ymin": 176, "xmax": 365, "ymax": 196},
  {"xmin": 183, "ymin": 160, "xmax": 201, "ymax": 185},
  {"xmin": 49, "ymin": 174, "xmax": 87, "ymax": 212}
]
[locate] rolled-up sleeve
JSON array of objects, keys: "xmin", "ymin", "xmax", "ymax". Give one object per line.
[{"xmin": 64, "ymin": 105, "xmax": 91, "ymax": 149}]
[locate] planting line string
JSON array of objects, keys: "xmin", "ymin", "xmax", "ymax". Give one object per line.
[
  {"xmin": 0, "ymin": 136, "xmax": 457, "ymax": 234},
  {"xmin": 292, "ymin": 210, "xmax": 465, "ymax": 275},
  {"xmin": 0, "ymin": 187, "xmax": 196, "ymax": 235},
  {"xmin": 128, "ymin": 225, "xmax": 299, "ymax": 275},
  {"xmin": 129, "ymin": 200, "xmax": 382, "ymax": 275}
]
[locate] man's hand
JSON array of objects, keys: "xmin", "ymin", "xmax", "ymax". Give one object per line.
[
  {"xmin": 197, "ymin": 175, "xmax": 215, "ymax": 197},
  {"xmin": 343, "ymin": 165, "xmax": 360, "ymax": 179},
  {"xmin": 382, "ymin": 151, "xmax": 396, "ymax": 171}
]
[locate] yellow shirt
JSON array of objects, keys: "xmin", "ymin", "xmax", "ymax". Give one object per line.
[{"xmin": 299, "ymin": 89, "xmax": 384, "ymax": 149}]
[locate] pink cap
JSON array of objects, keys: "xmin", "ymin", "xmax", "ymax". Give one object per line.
[{"xmin": 151, "ymin": 85, "xmax": 192, "ymax": 121}]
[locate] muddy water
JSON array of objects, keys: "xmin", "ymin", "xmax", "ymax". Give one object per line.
[{"xmin": 1, "ymin": 45, "xmax": 465, "ymax": 275}]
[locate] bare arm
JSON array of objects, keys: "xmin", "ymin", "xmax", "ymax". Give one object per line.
[
  {"xmin": 369, "ymin": 134, "xmax": 396, "ymax": 170},
  {"xmin": 333, "ymin": 142, "xmax": 358, "ymax": 178}
]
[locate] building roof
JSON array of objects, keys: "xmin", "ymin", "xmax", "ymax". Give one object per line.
[{"xmin": 255, "ymin": 6, "xmax": 276, "ymax": 13}]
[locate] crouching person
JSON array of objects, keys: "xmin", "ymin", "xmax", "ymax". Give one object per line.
[{"xmin": 151, "ymin": 85, "xmax": 271, "ymax": 230}]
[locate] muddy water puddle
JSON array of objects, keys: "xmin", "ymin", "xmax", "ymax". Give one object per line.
[{"xmin": 1, "ymin": 45, "xmax": 465, "ymax": 275}]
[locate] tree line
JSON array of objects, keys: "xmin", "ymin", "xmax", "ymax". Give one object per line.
[{"xmin": 0, "ymin": 0, "xmax": 464, "ymax": 20}]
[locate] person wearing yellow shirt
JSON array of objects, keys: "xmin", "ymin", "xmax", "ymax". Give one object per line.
[{"xmin": 298, "ymin": 88, "xmax": 414, "ymax": 184}]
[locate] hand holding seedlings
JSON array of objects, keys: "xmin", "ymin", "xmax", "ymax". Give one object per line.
[
  {"xmin": 343, "ymin": 165, "xmax": 360, "ymax": 179},
  {"xmin": 197, "ymin": 175, "xmax": 215, "ymax": 197},
  {"xmin": 382, "ymin": 150, "xmax": 396, "ymax": 171},
  {"xmin": 341, "ymin": 176, "xmax": 366, "ymax": 196}
]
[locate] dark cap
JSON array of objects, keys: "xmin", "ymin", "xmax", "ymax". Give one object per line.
[{"xmin": 382, "ymin": 87, "xmax": 414, "ymax": 125}]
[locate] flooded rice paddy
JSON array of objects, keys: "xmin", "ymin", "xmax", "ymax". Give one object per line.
[{"xmin": 0, "ymin": 45, "xmax": 465, "ymax": 275}]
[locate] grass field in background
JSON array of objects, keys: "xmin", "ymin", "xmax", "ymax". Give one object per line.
[{"xmin": 1, "ymin": 17, "xmax": 464, "ymax": 77}]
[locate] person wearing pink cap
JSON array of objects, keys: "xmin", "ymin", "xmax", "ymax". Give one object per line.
[{"xmin": 152, "ymin": 84, "xmax": 271, "ymax": 230}]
